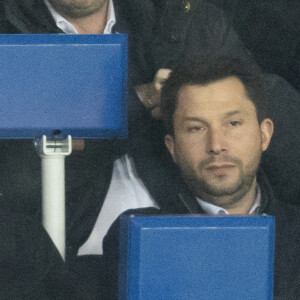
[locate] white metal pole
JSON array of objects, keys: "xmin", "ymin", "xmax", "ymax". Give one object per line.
[
  {"xmin": 41, "ymin": 155, "xmax": 66, "ymax": 259},
  {"xmin": 38, "ymin": 135, "xmax": 72, "ymax": 260}
]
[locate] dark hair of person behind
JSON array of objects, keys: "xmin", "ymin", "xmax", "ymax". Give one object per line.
[{"xmin": 160, "ymin": 56, "xmax": 267, "ymax": 135}]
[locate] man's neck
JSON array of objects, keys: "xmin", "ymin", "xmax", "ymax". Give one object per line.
[
  {"xmin": 225, "ymin": 182, "xmax": 257, "ymax": 215},
  {"xmin": 63, "ymin": 3, "xmax": 109, "ymax": 34}
]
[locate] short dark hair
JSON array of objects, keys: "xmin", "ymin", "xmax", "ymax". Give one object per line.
[{"xmin": 161, "ymin": 56, "xmax": 267, "ymax": 134}]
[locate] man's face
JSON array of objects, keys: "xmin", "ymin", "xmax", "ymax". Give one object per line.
[
  {"xmin": 165, "ymin": 76, "xmax": 273, "ymax": 209},
  {"xmin": 48, "ymin": 0, "xmax": 108, "ymax": 18}
]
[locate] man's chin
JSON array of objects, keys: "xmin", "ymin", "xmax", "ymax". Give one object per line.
[
  {"xmin": 202, "ymin": 185, "xmax": 241, "ymax": 198},
  {"xmin": 201, "ymin": 176, "xmax": 242, "ymax": 196},
  {"xmin": 194, "ymin": 177, "xmax": 255, "ymax": 208},
  {"xmin": 193, "ymin": 176, "xmax": 244, "ymax": 198}
]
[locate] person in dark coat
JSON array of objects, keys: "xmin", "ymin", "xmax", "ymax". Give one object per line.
[
  {"xmin": 93, "ymin": 57, "xmax": 300, "ymax": 299},
  {"xmin": 160, "ymin": 57, "xmax": 300, "ymax": 299}
]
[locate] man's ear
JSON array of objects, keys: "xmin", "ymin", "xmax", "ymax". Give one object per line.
[
  {"xmin": 260, "ymin": 118, "xmax": 274, "ymax": 151},
  {"xmin": 165, "ymin": 134, "xmax": 177, "ymax": 164}
]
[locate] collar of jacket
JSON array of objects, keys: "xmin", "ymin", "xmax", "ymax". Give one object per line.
[
  {"xmin": 3, "ymin": 0, "xmax": 61, "ymax": 33},
  {"xmin": 113, "ymin": 0, "xmax": 155, "ymax": 38},
  {"xmin": 176, "ymin": 166, "xmax": 277, "ymax": 215},
  {"xmin": 256, "ymin": 167, "xmax": 277, "ymax": 214}
]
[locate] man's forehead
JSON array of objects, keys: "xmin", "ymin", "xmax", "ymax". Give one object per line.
[{"xmin": 176, "ymin": 77, "xmax": 255, "ymax": 115}]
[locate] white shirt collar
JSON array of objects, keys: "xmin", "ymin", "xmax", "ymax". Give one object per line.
[
  {"xmin": 44, "ymin": 0, "xmax": 116, "ymax": 34},
  {"xmin": 197, "ymin": 185, "xmax": 262, "ymax": 216}
]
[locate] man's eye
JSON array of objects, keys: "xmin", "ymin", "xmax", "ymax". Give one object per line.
[
  {"xmin": 188, "ymin": 126, "xmax": 204, "ymax": 132},
  {"xmin": 230, "ymin": 121, "xmax": 241, "ymax": 127}
]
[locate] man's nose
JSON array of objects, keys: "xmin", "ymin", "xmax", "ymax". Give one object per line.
[{"xmin": 206, "ymin": 128, "xmax": 227, "ymax": 155}]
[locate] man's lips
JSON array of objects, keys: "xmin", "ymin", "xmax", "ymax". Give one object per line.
[{"xmin": 205, "ymin": 163, "xmax": 236, "ymax": 171}]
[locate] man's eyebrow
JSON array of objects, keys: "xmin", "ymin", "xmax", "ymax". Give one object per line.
[
  {"xmin": 182, "ymin": 117, "xmax": 208, "ymax": 124},
  {"xmin": 224, "ymin": 110, "xmax": 244, "ymax": 118},
  {"xmin": 181, "ymin": 111, "xmax": 247, "ymax": 124}
]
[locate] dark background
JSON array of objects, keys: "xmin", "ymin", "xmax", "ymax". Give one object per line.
[{"xmin": 207, "ymin": 0, "xmax": 300, "ymax": 91}]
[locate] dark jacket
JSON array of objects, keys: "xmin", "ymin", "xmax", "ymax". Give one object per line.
[
  {"xmin": 0, "ymin": 209, "xmax": 84, "ymax": 299},
  {"xmin": 151, "ymin": 0, "xmax": 252, "ymax": 69},
  {"xmin": 261, "ymin": 74, "xmax": 300, "ymax": 205}
]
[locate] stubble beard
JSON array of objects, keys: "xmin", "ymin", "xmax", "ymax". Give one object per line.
[
  {"xmin": 179, "ymin": 154, "xmax": 261, "ymax": 208},
  {"xmin": 48, "ymin": 0, "xmax": 108, "ymax": 19}
]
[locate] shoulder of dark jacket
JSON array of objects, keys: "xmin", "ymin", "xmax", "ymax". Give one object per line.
[{"xmin": 0, "ymin": 0, "xmax": 61, "ymax": 33}]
